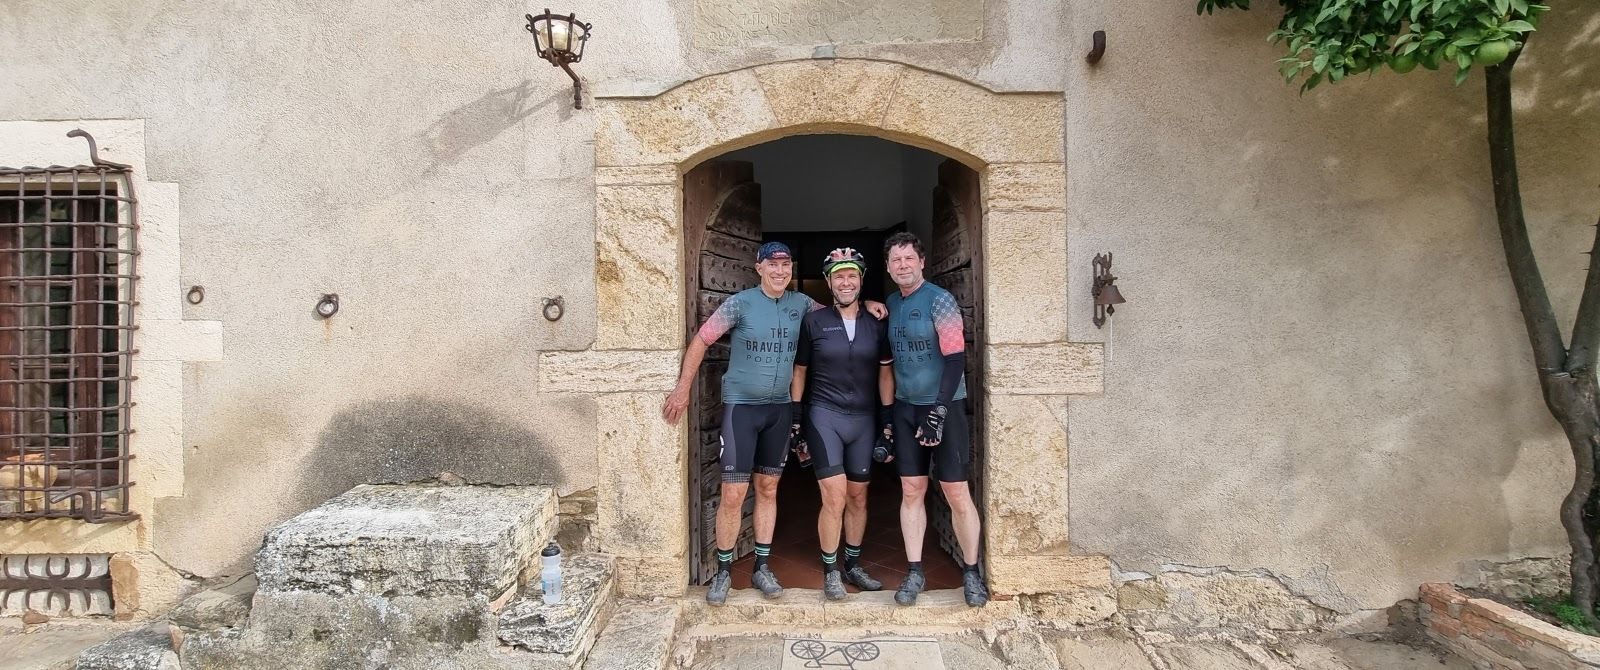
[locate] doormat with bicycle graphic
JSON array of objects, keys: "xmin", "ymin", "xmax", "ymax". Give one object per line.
[{"xmin": 780, "ymin": 637, "xmax": 944, "ymax": 670}]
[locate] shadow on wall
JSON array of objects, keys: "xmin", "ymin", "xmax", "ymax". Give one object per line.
[
  {"xmin": 418, "ymin": 79, "xmax": 559, "ymax": 174},
  {"xmin": 299, "ymin": 395, "xmax": 563, "ymax": 504}
]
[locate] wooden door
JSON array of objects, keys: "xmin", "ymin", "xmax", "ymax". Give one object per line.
[
  {"xmin": 926, "ymin": 159, "xmax": 985, "ymax": 569},
  {"xmin": 683, "ymin": 160, "xmax": 763, "ymax": 584}
]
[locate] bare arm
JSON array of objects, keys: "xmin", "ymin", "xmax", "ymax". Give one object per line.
[
  {"xmin": 791, "ymin": 364, "xmax": 808, "ymax": 403},
  {"xmin": 878, "ymin": 365, "xmax": 894, "ymax": 408},
  {"xmin": 661, "ymin": 337, "xmax": 710, "ymax": 425}
]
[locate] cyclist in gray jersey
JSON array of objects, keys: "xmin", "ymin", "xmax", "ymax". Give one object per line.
[
  {"xmin": 881, "ymin": 231, "xmax": 989, "ymax": 608},
  {"xmin": 662, "ymin": 241, "xmax": 886, "ymax": 606}
]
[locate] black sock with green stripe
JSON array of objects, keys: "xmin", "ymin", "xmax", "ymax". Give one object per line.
[
  {"xmin": 716, "ymin": 548, "xmax": 734, "ymax": 573},
  {"xmin": 843, "ymin": 543, "xmax": 863, "ymax": 569},
  {"xmin": 754, "ymin": 543, "xmax": 772, "ymax": 570},
  {"xmin": 821, "ymin": 550, "xmax": 839, "ymax": 573}
]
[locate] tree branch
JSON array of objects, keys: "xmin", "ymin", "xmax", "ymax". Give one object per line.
[
  {"xmin": 1485, "ymin": 58, "xmax": 1567, "ymax": 373},
  {"xmin": 1567, "ymin": 213, "xmax": 1600, "ymax": 374}
]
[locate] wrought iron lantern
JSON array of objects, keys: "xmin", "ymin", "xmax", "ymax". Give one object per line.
[{"xmin": 525, "ymin": 9, "xmax": 593, "ymax": 109}]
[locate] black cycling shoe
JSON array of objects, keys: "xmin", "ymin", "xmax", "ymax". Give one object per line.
[
  {"xmin": 822, "ymin": 570, "xmax": 847, "ymax": 601},
  {"xmin": 752, "ymin": 565, "xmax": 784, "ymax": 599},
  {"xmin": 843, "ymin": 565, "xmax": 883, "ymax": 591},
  {"xmin": 894, "ymin": 571, "xmax": 925, "ymax": 606},
  {"xmin": 962, "ymin": 570, "xmax": 989, "ymax": 608}
]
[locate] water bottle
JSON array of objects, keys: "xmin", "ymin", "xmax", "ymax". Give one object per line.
[{"xmin": 540, "ymin": 542, "xmax": 563, "ymax": 605}]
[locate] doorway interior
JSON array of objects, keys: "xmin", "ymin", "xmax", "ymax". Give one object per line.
[{"xmin": 683, "ymin": 134, "xmax": 988, "ymax": 592}]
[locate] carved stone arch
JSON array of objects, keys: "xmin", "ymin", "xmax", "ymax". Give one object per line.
[{"xmin": 542, "ymin": 59, "xmax": 1108, "ymax": 600}]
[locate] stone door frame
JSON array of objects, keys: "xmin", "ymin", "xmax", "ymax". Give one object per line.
[{"xmin": 540, "ymin": 59, "xmax": 1108, "ymax": 598}]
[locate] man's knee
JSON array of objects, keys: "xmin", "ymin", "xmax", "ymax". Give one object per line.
[
  {"xmin": 845, "ymin": 484, "xmax": 869, "ymax": 509},
  {"xmin": 820, "ymin": 489, "xmax": 846, "ymax": 514},
  {"xmin": 939, "ymin": 480, "xmax": 974, "ymax": 506},
  {"xmin": 720, "ymin": 482, "xmax": 750, "ymax": 505},
  {"xmin": 753, "ymin": 474, "xmax": 781, "ymax": 498},
  {"xmin": 900, "ymin": 477, "xmax": 928, "ymax": 501}
]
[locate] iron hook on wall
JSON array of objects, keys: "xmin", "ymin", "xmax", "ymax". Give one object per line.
[{"xmin": 1087, "ymin": 30, "xmax": 1107, "ymax": 65}]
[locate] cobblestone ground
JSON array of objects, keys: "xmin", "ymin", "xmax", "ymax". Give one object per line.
[{"xmin": 678, "ymin": 628, "xmax": 1475, "ymax": 670}]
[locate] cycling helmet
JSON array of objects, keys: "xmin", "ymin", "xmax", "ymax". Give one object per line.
[{"xmin": 822, "ymin": 247, "xmax": 866, "ymax": 276}]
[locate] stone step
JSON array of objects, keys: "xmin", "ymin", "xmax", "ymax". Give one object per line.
[
  {"xmin": 679, "ymin": 587, "xmax": 1022, "ymax": 629},
  {"xmin": 254, "ymin": 483, "xmax": 557, "ymax": 599},
  {"xmin": 582, "ymin": 601, "xmax": 683, "ymax": 670},
  {"xmin": 497, "ymin": 553, "xmax": 618, "ymax": 668}
]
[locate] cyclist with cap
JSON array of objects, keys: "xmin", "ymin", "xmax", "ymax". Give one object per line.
[
  {"xmin": 790, "ymin": 248, "xmax": 895, "ymax": 601},
  {"xmin": 661, "ymin": 241, "xmax": 886, "ymax": 606},
  {"xmin": 881, "ymin": 231, "xmax": 988, "ymax": 608}
]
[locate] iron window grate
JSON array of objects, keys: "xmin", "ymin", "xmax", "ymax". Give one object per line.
[{"xmin": 0, "ymin": 131, "xmax": 138, "ymax": 522}]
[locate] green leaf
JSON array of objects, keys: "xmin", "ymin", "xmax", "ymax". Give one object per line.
[
  {"xmin": 1494, "ymin": 0, "xmax": 1510, "ymax": 15},
  {"xmin": 1301, "ymin": 72, "xmax": 1325, "ymax": 93},
  {"xmin": 1361, "ymin": 34, "xmax": 1378, "ymax": 47},
  {"xmin": 1453, "ymin": 66, "xmax": 1471, "ymax": 85},
  {"xmin": 1510, "ymin": 0, "xmax": 1529, "ymax": 12},
  {"xmin": 1502, "ymin": 20, "xmax": 1536, "ymax": 32},
  {"xmin": 1313, "ymin": 53, "xmax": 1330, "ymax": 72},
  {"xmin": 1455, "ymin": 50, "xmax": 1472, "ymax": 69}
]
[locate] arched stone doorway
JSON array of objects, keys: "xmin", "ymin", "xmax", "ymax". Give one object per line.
[{"xmin": 540, "ymin": 59, "xmax": 1108, "ymax": 600}]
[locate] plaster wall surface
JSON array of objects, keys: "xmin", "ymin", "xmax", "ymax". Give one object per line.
[
  {"xmin": 1061, "ymin": 3, "xmax": 1600, "ymax": 610},
  {"xmin": 0, "ymin": 0, "xmax": 1595, "ymax": 614}
]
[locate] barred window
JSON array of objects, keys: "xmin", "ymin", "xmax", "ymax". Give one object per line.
[{"xmin": 0, "ymin": 132, "xmax": 138, "ymax": 522}]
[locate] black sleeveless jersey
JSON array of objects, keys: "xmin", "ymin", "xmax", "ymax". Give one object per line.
[{"xmin": 794, "ymin": 306, "xmax": 893, "ymax": 415}]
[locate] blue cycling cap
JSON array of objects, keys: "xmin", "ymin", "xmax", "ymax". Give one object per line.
[{"xmin": 756, "ymin": 241, "xmax": 793, "ymax": 262}]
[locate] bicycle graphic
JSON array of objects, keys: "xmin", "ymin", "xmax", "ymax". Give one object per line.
[{"xmin": 788, "ymin": 640, "xmax": 881, "ymax": 668}]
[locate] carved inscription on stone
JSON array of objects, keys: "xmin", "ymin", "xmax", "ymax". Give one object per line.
[{"xmin": 694, "ymin": 0, "xmax": 983, "ymax": 48}]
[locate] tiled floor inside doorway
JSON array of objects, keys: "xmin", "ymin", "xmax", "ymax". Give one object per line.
[{"xmin": 728, "ymin": 459, "xmax": 964, "ymax": 592}]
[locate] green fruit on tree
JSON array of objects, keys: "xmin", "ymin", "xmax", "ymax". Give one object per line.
[
  {"xmin": 1474, "ymin": 39, "xmax": 1515, "ymax": 66},
  {"xmin": 1390, "ymin": 53, "xmax": 1418, "ymax": 73},
  {"xmin": 1420, "ymin": 49, "xmax": 1442, "ymax": 70}
]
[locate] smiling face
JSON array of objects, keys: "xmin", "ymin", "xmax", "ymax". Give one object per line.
[
  {"xmin": 828, "ymin": 267, "xmax": 862, "ymax": 306},
  {"xmin": 756, "ymin": 256, "xmax": 793, "ymax": 293},
  {"xmin": 886, "ymin": 243, "xmax": 925, "ymax": 290}
]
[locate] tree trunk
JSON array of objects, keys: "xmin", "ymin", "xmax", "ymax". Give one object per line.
[{"xmin": 1485, "ymin": 52, "xmax": 1600, "ymax": 623}]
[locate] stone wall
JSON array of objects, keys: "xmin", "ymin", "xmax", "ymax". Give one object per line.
[{"xmin": 1420, "ymin": 583, "xmax": 1600, "ymax": 670}]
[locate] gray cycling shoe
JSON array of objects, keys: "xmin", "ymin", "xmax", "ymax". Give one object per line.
[
  {"xmin": 822, "ymin": 570, "xmax": 847, "ymax": 601},
  {"xmin": 751, "ymin": 565, "xmax": 784, "ymax": 599},
  {"xmin": 706, "ymin": 570, "xmax": 732, "ymax": 606},
  {"xmin": 894, "ymin": 570, "xmax": 925, "ymax": 606},
  {"xmin": 843, "ymin": 564, "xmax": 883, "ymax": 591},
  {"xmin": 962, "ymin": 570, "xmax": 989, "ymax": 608}
]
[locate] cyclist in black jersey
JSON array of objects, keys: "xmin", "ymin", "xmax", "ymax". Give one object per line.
[{"xmin": 790, "ymin": 248, "xmax": 894, "ymax": 600}]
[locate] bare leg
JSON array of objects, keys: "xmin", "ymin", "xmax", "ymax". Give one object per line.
[
  {"xmin": 716, "ymin": 482, "xmax": 749, "ymax": 551},
  {"xmin": 939, "ymin": 480, "xmax": 982, "ymax": 565},
  {"xmin": 752, "ymin": 473, "xmax": 781, "ymax": 544},
  {"xmin": 899, "ymin": 476, "xmax": 929, "ymax": 563},
  {"xmin": 817, "ymin": 476, "xmax": 847, "ymax": 554},
  {"xmin": 843, "ymin": 481, "xmax": 870, "ymax": 546}
]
